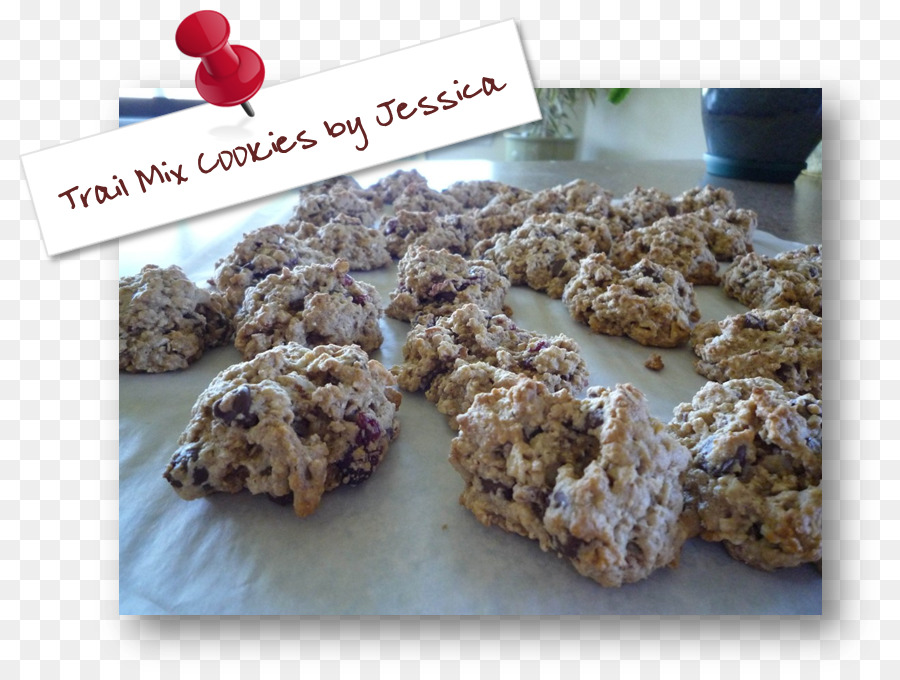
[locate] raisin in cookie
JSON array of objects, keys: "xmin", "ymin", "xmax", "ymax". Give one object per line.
[
  {"xmin": 233, "ymin": 259, "xmax": 383, "ymax": 360},
  {"xmin": 670, "ymin": 377, "xmax": 822, "ymax": 571},
  {"xmin": 691, "ymin": 307, "xmax": 822, "ymax": 398},
  {"xmin": 300, "ymin": 213, "xmax": 391, "ymax": 271},
  {"xmin": 722, "ymin": 245, "xmax": 823, "ymax": 315},
  {"xmin": 380, "ymin": 209, "xmax": 475, "ymax": 258},
  {"xmin": 164, "ymin": 343, "xmax": 401, "ymax": 517},
  {"xmin": 385, "ymin": 246, "xmax": 511, "ymax": 323},
  {"xmin": 120, "ymin": 264, "xmax": 230, "ymax": 373},
  {"xmin": 393, "ymin": 303, "xmax": 589, "ymax": 424},
  {"xmin": 449, "ymin": 379, "xmax": 691, "ymax": 587},
  {"xmin": 211, "ymin": 224, "xmax": 330, "ymax": 315},
  {"xmin": 609, "ymin": 215, "xmax": 720, "ymax": 285},
  {"xmin": 562, "ymin": 254, "xmax": 700, "ymax": 347}
]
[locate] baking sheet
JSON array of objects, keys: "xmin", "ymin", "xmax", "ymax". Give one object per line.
[{"xmin": 118, "ymin": 185, "xmax": 822, "ymax": 615}]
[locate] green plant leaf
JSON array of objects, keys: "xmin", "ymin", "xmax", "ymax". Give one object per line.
[{"xmin": 607, "ymin": 88, "xmax": 631, "ymax": 105}]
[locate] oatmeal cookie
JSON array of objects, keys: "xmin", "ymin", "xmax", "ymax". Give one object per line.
[
  {"xmin": 120, "ymin": 264, "xmax": 230, "ymax": 373},
  {"xmin": 385, "ymin": 246, "xmax": 511, "ymax": 322},
  {"xmin": 366, "ymin": 168, "xmax": 429, "ymax": 204},
  {"xmin": 300, "ymin": 213, "xmax": 391, "ymax": 271},
  {"xmin": 393, "ymin": 303, "xmax": 588, "ymax": 424},
  {"xmin": 687, "ymin": 207, "xmax": 758, "ymax": 261},
  {"xmin": 675, "ymin": 184, "xmax": 737, "ymax": 214},
  {"xmin": 473, "ymin": 215, "xmax": 598, "ymax": 298},
  {"xmin": 617, "ymin": 186, "xmax": 676, "ymax": 228},
  {"xmin": 380, "ymin": 209, "xmax": 475, "ymax": 258},
  {"xmin": 392, "ymin": 181, "xmax": 465, "ymax": 215},
  {"xmin": 211, "ymin": 224, "xmax": 330, "ymax": 315},
  {"xmin": 441, "ymin": 179, "xmax": 516, "ymax": 210},
  {"xmin": 449, "ymin": 379, "xmax": 691, "ymax": 587},
  {"xmin": 556, "ymin": 179, "xmax": 614, "ymax": 214},
  {"xmin": 670, "ymin": 377, "xmax": 822, "ymax": 570},
  {"xmin": 609, "ymin": 215, "xmax": 720, "ymax": 285},
  {"xmin": 690, "ymin": 307, "xmax": 822, "ymax": 398},
  {"xmin": 163, "ymin": 343, "xmax": 402, "ymax": 517},
  {"xmin": 722, "ymin": 245, "xmax": 822, "ymax": 315},
  {"xmin": 562, "ymin": 254, "xmax": 700, "ymax": 347},
  {"xmin": 291, "ymin": 187, "xmax": 379, "ymax": 226},
  {"xmin": 297, "ymin": 174, "xmax": 369, "ymax": 199},
  {"xmin": 233, "ymin": 259, "xmax": 383, "ymax": 360}
]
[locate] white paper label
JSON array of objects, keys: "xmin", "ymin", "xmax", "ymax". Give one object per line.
[{"xmin": 21, "ymin": 20, "xmax": 538, "ymax": 256}]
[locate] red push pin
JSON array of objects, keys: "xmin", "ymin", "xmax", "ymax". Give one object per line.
[{"xmin": 175, "ymin": 10, "xmax": 265, "ymax": 117}]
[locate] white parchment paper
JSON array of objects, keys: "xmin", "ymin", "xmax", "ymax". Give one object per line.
[{"xmin": 118, "ymin": 190, "xmax": 822, "ymax": 615}]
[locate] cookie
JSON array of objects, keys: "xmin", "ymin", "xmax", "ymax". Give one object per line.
[
  {"xmin": 556, "ymin": 178, "xmax": 614, "ymax": 214},
  {"xmin": 300, "ymin": 213, "xmax": 392, "ymax": 271},
  {"xmin": 291, "ymin": 187, "xmax": 380, "ymax": 226},
  {"xmin": 722, "ymin": 245, "xmax": 822, "ymax": 315},
  {"xmin": 675, "ymin": 184, "xmax": 737, "ymax": 214},
  {"xmin": 670, "ymin": 377, "xmax": 822, "ymax": 570},
  {"xmin": 471, "ymin": 188, "xmax": 539, "ymax": 241},
  {"xmin": 449, "ymin": 379, "xmax": 691, "ymax": 587},
  {"xmin": 562, "ymin": 254, "xmax": 700, "ymax": 347},
  {"xmin": 617, "ymin": 186, "xmax": 676, "ymax": 228},
  {"xmin": 211, "ymin": 224, "xmax": 330, "ymax": 315},
  {"xmin": 298, "ymin": 174, "xmax": 364, "ymax": 197},
  {"xmin": 690, "ymin": 307, "xmax": 822, "ymax": 398},
  {"xmin": 686, "ymin": 207, "xmax": 757, "ymax": 261},
  {"xmin": 393, "ymin": 303, "xmax": 589, "ymax": 424},
  {"xmin": 380, "ymin": 209, "xmax": 475, "ymax": 259},
  {"xmin": 164, "ymin": 343, "xmax": 402, "ymax": 517},
  {"xmin": 441, "ymin": 179, "xmax": 516, "ymax": 210},
  {"xmin": 473, "ymin": 214, "xmax": 598, "ymax": 298},
  {"xmin": 120, "ymin": 264, "xmax": 230, "ymax": 373},
  {"xmin": 233, "ymin": 259, "xmax": 384, "ymax": 360},
  {"xmin": 385, "ymin": 246, "xmax": 511, "ymax": 323},
  {"xmin": 609, "ymin": 215, "xmax": 720, "ymax": 285},
  {"xmin": 602, "ymin": 203, "xmax": 641, "ymax": 236},
  {"xmin": 392, "ymin": 181, "xmax": 465, "ymax": 215},
  {"xmin": 366, "ymin": 168, "xmax": 429, "ymax": 204}
]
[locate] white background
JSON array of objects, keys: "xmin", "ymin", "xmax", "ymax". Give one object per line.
[{"xmin": 0, "ymin": 1, "xmax": 885, "ymax": 677}]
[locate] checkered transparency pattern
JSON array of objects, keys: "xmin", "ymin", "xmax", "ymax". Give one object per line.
[{"xmin": 0, "ymin": 0, "xmax": 887, "ymax": 675}]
